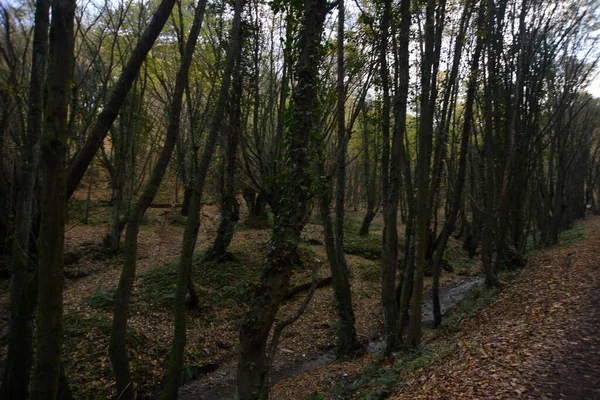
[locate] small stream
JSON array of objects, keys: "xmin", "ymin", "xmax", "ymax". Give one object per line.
[{"xmin": 179, "ymin": 276, "xmax": 484, "ymax": 400}]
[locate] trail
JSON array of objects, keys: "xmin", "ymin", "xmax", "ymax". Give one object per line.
[{"xmin": 388, "ymin": 216, "xmax": 600, "ymax": 399}]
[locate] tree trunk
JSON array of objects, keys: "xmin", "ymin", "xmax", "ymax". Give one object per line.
[
  {"xmin": 329, "ymin": 0, "xmax": 362, "ymax": 356},
  {"xmin": 204, "ymin": 49, "xmax": 243, "ymax": 262},
  {"xmin": 108, "ymin": 1, "xmax": 207, "ymax": 398},
  {"xmin": 161, "ymin": 0, "xmax": 242, "ymax": 397},
  {"xmin": 0, "ymin": 0, "xmax": 49, "ymax": 397},
  {"xmin": 408, "ymin": 0, "xmax": 438, "ymax": 347},
  {"xmin": 65, "ymin": 0, "xmax": 178, "ymax": 200},
  {"xmin": 359, "ymin": 105, "xmax": 377, "ymax": 236},
  {"xmin": 379, "ymin": 0, "xmax": 398, "ymax": 353},
  {"xmin": 238, "ymin": 1, "xmax": 329, "ymax": 397},
  {"xmin": 481, "ymin": 0, "xmax": 500, "ymax": 288},
  {"xmin": 431, "ymin": 1, "xmax": 483, "ymax": 328},
  {"xmin": 32, "ymin": 0, "xmax": 75, "ymax": 397}
]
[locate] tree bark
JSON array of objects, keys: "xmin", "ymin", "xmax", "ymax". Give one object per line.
[
  {"xmin": 204, "ymin": 48, "xmax": 243, "ymax": 262},
  {"xmin": 408, "ymin": 0, "xmax": 438, "ymax": 347},
  {"xmin": 161, "ymin": 0, "xmax": 243, "ymax": 397},
  {"xmin": 481, "ymin": 0, "xmax": 501, "ymax": 288},
  {"xmin": 379, "ymin": 0, "xmax": 398, "ymax": 353},
  {"xmin": 238, "ymin": 1, "xmax": 329, "ymax": 397},
  {"xmin": 431, "ymin": 1, "xmax": 484, "ymax": 328},
  {"xmin": 329, "ymin": 0, "xmax": 363, "ymax": 356},
  {"xmin": 32, "ymin": 0, "xmax": 75, "ymax": 397},
  {"xmin": 359, "ymin": 103, "xmax": 377, "ymax": 236},
  {"xmin": 108, "ymin": 1, "xmax": 207, "ymax": 398},
  {"xmin": 1, "ymin": 0, "xmax": 49, "ymax": 397}
]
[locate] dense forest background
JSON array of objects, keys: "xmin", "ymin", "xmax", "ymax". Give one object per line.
[{"xmin": 0, "ymin": 0, "xmax": 599, "ymax": 398}]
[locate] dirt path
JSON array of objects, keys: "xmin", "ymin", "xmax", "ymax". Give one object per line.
[
  {"xmin": 529, "ymin": 272, "xmax": 600, "ymax": 399},
  {"xmin": 386, "ymin": 217, "xmax": 600, "ymax": 399}
]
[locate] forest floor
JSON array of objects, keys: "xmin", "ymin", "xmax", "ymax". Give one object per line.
[
  {"xmin": 0, "ymin": 185, "xmax": 479, "ymax": 399},
  {"xmin": 272, "ymin": 216, "xmax": 599, "ymax": 399},
  {"xmin": 0, "ymin": 184, "xmax": 597, "ymax": 399}
]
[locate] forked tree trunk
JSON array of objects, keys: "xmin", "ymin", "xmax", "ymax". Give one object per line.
[
  {"xmin": 204, "ymin": 51, "xmax": 243, "ymax": 262},
  {"xmin": 32, "ymin": 0, "xmax": 75, "ymax": 397},
  {"xmin": 238, "ymin": 1, "xmax": 329, "ymax": 397}
]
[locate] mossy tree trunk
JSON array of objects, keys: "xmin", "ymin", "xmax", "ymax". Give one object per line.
[
  {"xmin": 237, "ymin": 1, "xmax": 330, "ymax": 397},
  {"xmin": 204, "ymin": 49, "xmax": 243, "ymax": 262}
]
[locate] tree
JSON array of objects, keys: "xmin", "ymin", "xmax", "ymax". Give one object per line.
[
  {"xmin": 32, "ymin": 0, "xmax": 75, "ymax": 397},
  {"xmin": 107, "ymin": 0, "xmax": 208, "ymax": 398},
  {"xmin": 1, "ymin": 0, "xmax": 49, "ymax": 397},
  {"xmin": 318, "ymin": 0, "xmax": 363, "ymax": 357},
  {"xmin": 66, "ymin": 0, "xmax": 179, "ymax": 200},
  {"xmin": 161, "ymin": 0, "xmax": 245, "ymax": 397},
  {"xmin": 237, "ymin": 0, "xmax": 333, "ymax": 397}
]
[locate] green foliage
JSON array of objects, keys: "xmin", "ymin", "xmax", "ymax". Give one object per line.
[
  {"xmin": 83, "ymin": 288, "xmax": 115, "ymax": 311},
  {"xmin": 344, "ymin": 232, "xmax": 382, "ymax": 260},
  {"xmin": 328, "ymin": 343, "xmax": 457, "ymax": 399},
  {"xmin": 342, "ymin": 216, "xmax": 382, "ymax": 260},
  {"xmin": 357, "ymin": 261, "xmax": 380, "ymax": 282},
  {"xmin": 558, "ymin": 226, "xmax": 586, "ymax": 246},
  {"xmin": 139, "ymin": 247, "xmax": 317, "ymax": 311},
  {"xmin": 525, "ymin": 226, "xmax": 586, "ymax": 257}
]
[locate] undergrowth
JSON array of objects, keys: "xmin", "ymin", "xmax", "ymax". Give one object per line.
[
  {"xmin": 357, "ymin": 260, "xmax": 380, "ymax": 282},
  {"xmin": 525, "ymin": 225, "xmax": 586, "ymax": 257},
  {"xmin": 138, "ymin": 245, "xmax": 318, "ymax": 312}
]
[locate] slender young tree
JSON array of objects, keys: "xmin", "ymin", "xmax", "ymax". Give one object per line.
[
  {"xmin": 204, "ymin": 48, "xmax": 243, "ymax": 262},
  {"xmin": 161, "ymin": 0, "xmax": 245, "ymax": 397},
  {"xmin": 324, "ymin": 0, "xmax": 363, "ymax": 356},
  {"xmin": 108, "ymin": 1, "xmax": 208, "ymax": 398},
  {"xmin": 431, "ymin": 0, "xmax": 485, "ymax": 328},
  {"xmin": 408, "ymin": 0, "xmax": 444, "ymax": 346}
]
